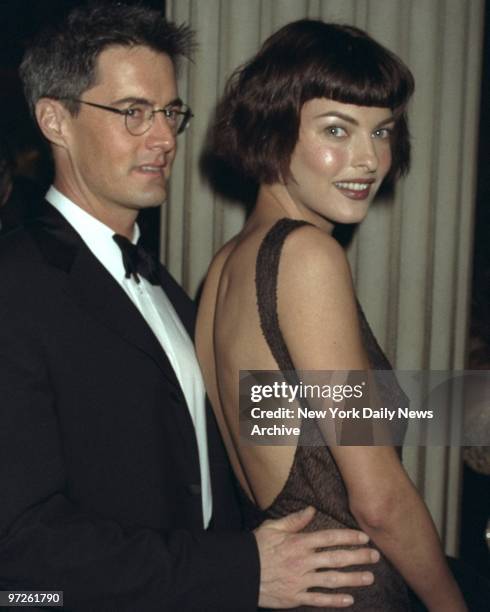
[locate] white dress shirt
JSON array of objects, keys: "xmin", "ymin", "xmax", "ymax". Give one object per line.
[{"xmin": 46, "ymin": 186, "xmax": 212, "ymax": 527}]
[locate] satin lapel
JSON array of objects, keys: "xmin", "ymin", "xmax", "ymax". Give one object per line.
[
  {"xmin": 30, "ymin": 202, "xmax": 201, "ymax": 468},
  {"xmin": 28, "ymin": 202, "xmax": 181, "ymax": 392},
  {"xmin": 68, "ymin": 250, "xmax": 185, "ymax": 392},
  {"xmin": 71, "ymin": 254, "xmax": 201, "ymax": 472}
]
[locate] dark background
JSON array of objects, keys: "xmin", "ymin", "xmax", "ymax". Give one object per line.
[{"xmin": 0, "ymin": 0, "xmax": 488, "ymax": 578}]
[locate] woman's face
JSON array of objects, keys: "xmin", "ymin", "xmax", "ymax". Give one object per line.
[{"xmin": 285, "ymin": 99, "xmax": 394, "ymax": 229}]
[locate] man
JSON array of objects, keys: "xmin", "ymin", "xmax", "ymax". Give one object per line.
[{"xmin": 0, "ymin": 5, "xmax": 378, "ymax": 610}]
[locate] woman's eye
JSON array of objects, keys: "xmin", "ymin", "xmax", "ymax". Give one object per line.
[
  {"xmin": 325, "ymin": 126, "xmax": 347, "ymax": 138},
  {"xmin": 373, "ymin": 127, "xmax": 392, "ymax": 139}
]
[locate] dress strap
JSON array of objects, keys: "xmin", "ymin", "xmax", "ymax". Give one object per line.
[{"xmin": 255, "ymin": 218, "xmax": 312, "ymax": 373}]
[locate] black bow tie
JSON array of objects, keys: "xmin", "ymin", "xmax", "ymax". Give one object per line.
[{"xmin": 112, "ymin": 234, "xmax": 160, "ymax": 285}]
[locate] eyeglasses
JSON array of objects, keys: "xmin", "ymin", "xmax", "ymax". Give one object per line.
[{"xmin": 64, "ymin": 99, "xmax": 193, "ymax": 136}]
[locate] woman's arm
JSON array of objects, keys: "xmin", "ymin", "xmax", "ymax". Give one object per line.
[
  {"xmin": 278, "ymin": 225, "xmax": 466, "ymax": 611},
  {"xmin": 333, "ymin": 447, "xmax": 465, "ymax": 611}
]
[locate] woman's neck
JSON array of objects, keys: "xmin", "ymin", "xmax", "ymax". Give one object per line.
[{"xmin": 250, "ymin": 183, "xmax": 335, "ymax": 235}]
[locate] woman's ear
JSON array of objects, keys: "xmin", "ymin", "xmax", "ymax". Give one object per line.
[{"xmin": 35, "ymin": 98, "xmax": 70, "ymax": 148}]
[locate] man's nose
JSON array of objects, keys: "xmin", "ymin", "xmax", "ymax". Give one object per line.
[{"xmin": 145, "ymin": 110, "xmax": 176, "ymax": 151}]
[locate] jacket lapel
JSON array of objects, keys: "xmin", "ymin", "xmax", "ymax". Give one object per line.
[
  {"xmin": 29, "ymin": 203, "xmax": 181, "ymax": 388},
  {"xmin": 28, "ymin": 202, "xmax": 200, "ymax": 467},
  {"xmin": 68, "ymin": 248, "xmax": 183, "ymax": 392}
]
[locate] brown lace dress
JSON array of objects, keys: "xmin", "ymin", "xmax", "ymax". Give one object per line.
[{"xmin": 240, "ymin": 218, "xmax": 411, "ymax": 611}]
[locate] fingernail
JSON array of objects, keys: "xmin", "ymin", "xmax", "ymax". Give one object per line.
[
  {"xmin": 342, "ymin": 595, "xmax": 354, "ymax": 605},
  {"xmin": 358, "ymin": 532, "xmax": 369, "ymax": 544},
  {"xmin": 362, "ymin": 572, "xmax": 374, "ymax": 584},
  {"xmin": 370, "ymin": 550, "xmax": 380, "ymax": 562}
]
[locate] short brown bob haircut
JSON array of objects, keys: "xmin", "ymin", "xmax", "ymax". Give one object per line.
[{"xmin": 214, "ymin": 20, "xmax": 414, "ymax": 186}]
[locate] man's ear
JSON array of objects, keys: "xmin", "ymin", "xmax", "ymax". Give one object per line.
[{"xmin": 35, "ymin": 98, "xmax": 72, "ymax": 147}]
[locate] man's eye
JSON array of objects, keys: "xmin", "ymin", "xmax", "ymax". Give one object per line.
[
  {"xmin": 126, "ymin": 106, "xmax": 146, "ymax": 118},
  {"xmin": 164, "ymin": 108, "xmax": 180, "ymax": 122}
]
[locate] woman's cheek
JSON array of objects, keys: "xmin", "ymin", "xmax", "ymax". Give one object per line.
[
  {"xmin": 317, "ymin": 146, "xmax": 346, "ymax": 175},
  {"xmin": 379, "ymin": 146, "xmax": 392, "ymax": 178}
]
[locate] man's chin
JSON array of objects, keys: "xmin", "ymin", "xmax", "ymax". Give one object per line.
[
  {"xmin": 129, "ymin": 190, "xmax": 168, "ymax": 210},
  {"xmin": 139, "ymin": 197, "xmax": 167, "ymax": 209}
]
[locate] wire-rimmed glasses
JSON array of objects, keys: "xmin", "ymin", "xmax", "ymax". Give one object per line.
[{"xmin": 63, "ymin": 98, "xmax": 193, "ymax": 136}]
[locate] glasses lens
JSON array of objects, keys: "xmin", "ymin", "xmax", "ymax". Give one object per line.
[
  {"xmin": 124, "ymin": 103, "xmax": 193, "ymax": 136},
  {"xmin": 177, "ymin": 106, "xmax": 193, "ymax": 134},
  {"xmin": 163, "ymin": 105, "xmax": 192, "ymax": 135},
  {"xmin": 125, "ymin": 104, "xmax": 152, "ymax": 135}
]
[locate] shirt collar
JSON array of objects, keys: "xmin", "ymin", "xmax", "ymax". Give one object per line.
[{"xmin": 45, "ymin": 185, "xmax": 140, "ymax": 283}]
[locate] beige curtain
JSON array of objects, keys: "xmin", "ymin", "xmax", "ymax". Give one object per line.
[{"xmin": 165, "ymin": 0, "xmax": 485, "ymax": 555}]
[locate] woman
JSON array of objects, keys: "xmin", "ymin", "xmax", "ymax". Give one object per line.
[{"xmin": 196, "ymin": 20, "xmax": 466, "ymax": 611}]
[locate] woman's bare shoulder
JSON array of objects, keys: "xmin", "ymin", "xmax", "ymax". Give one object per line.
[
  {"xmin": 206, "ymin": 237, "xmax": 239, "ymax": 279},
  {"xmin": 276, "ymin": 224, "xmax": 364, "ymax": 370},
  {"xmin": 278, "ymin": 223, "xmax": 352, "ymax": 290}
]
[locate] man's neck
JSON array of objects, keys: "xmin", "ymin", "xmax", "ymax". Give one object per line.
[{"xmin": 52, "ymin": 179, "xmax": 137, "ymax": 239}]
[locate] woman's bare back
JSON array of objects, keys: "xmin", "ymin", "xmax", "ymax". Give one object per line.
[{"xmin": 196, "ymin": 221, "xmax": 299, "ymax": 508}]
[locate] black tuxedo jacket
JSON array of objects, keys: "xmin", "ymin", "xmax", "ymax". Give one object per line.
[{"xmin": 0, "ymin": 202, "xmax": 259, "ymax": 611}]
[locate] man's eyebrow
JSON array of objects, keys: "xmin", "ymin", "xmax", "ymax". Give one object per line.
[
  {"xmin": 110, "ymin": 96, "xmax": 151, "ymax": 106},
  {"xmin": 164, "ymin": 97, "xmax": 184, "ymax": 108},
  {"xmin": 110, "ymin": 96, "xmax": 184, "ymax": 107}
]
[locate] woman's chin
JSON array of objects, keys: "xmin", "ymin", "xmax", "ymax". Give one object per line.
[{"xmin": 330, "ymin": 207, "xmax": 370, "ymax": 226}]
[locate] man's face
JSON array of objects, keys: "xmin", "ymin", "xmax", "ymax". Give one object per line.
[{"xmin": 62, "ymin": 45, "xmax": 179, "ymax": 218}]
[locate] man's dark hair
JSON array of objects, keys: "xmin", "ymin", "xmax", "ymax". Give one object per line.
[
  {"xmin": 214, "ymin": 20, "xmax": 414, "ymax": 186},
  {"xmin": 20, "ymin": 2, "xmax": 194, "ymax": 117}
]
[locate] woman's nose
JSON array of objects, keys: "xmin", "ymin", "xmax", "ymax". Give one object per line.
[{"xmin": 352, "ymin": 136, "xmax": 378, "ymax": 172}]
